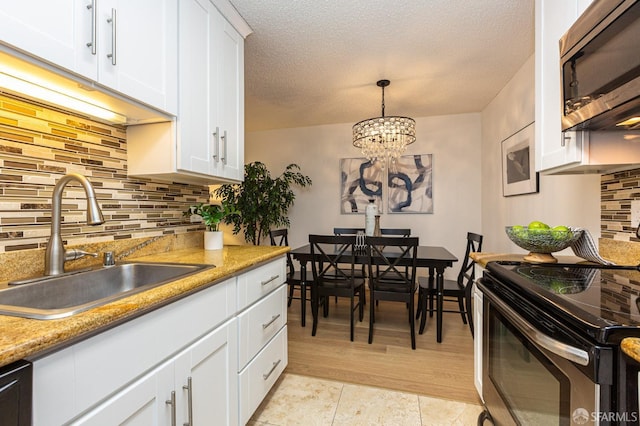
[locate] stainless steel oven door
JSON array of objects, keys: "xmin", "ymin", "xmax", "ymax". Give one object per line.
[{"xmin": 482, "ymin": 287, "xmax": 599, "ymax": 426}]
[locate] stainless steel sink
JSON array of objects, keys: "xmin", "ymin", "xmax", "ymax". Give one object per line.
[{"xmin": 0, "ymin": 262, "xmax": 213, "ymax": 320}]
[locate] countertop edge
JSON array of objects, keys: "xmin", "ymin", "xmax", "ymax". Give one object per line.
[{"xmin": 0, "ymin": 245, "xmax": 288, "ymax": 368}]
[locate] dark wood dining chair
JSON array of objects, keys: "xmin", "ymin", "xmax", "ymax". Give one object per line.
[
  {"xmin": 416, "ymin": 232, "xmax": 483, "ymax": 337},
  {"xmin": 366, "ymin": 236, "xmax": 419, "ymax": 349},
  {"xmin": 332, "ymin": 228, "xmax": 367, "ymax": 277},
  {"xmin": 269, "ymin": 229, "xmax": 310, "ymax": 326},
  {"xmin": 309, "ymin": 234, "xmax": 365, "ymax": 341}
]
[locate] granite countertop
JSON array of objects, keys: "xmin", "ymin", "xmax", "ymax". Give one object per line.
[{"xmin": 0, "ymin": 244, "xmax": 288, "ymax": 368}]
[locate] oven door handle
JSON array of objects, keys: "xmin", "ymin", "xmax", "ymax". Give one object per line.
[{"xmin": 489, "ymin": 291, "xmax": 590, "ymax": 366}]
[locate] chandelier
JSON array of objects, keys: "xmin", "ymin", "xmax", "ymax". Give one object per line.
[{"xmin": 352, "ymin": 79, "xmax": 416, "ymax": 167}]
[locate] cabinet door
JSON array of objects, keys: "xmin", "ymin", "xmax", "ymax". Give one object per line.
[
  {"xmin": 535, "ymin": 0, "xmax": 594, "ymax": 172},
  {"xmin": 174, "ymin": 319, "xmax": 239, "ymax": 426},
  {"xmin": 177, "ymin": 0, "xmax": 217, "ymax": 175},
  {"xmin": 0, "ymin": 0, "xmax": 95, "ymax": 78},
  {"xmin": 214, "ymin": 20, "xmax": 245, "ymax": 181},
  {"xmin": 72, "ymin": 360, "xmax": 174, "ymax": 426},
  {"xmin": 95, "ymin": 0, "xmax": 177, "ymax": 114}
]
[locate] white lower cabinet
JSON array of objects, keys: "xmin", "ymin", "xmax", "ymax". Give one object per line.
[
  {"xmin": 237, "ymin": 283, "xmax": 288, "ymax": 425},
  {"xmin": 30, "ymin": 256, "xmax": 287, "ymax": 426},
  {"xmin": 239, "ymin": 326, "xmax": 287, "ymax": 425},
  {"xmin": 74, "ymin": 319, "xmax": 238, "ymax": 426}
]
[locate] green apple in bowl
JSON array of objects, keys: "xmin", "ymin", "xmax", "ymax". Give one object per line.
[{"xmin": 505, "ymin": 223, "xmax": 583, "ymax": 263}]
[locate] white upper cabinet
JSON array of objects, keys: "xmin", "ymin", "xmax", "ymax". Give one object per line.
[
  {"xmin": 92, "ymin": 0, "xmax": 178, "ymax": 115},
  {"xmin": 177, "ymin": 0, "xmax": 245, "ymax": 182},
  {"xmin": 176, "ymin": 0, "xmax": 220, "ymax": 177},
  {"xmin": 535, "ymin": 0, "xmax": 593, "ymax": 173},
  {"xmin": 0, "ymin": 0, "xmax": 177, "ymax": 116},
  {"xmin": 128, "ymin": 0, "xmax": 250, "ymax": 184},
  {"xmin": 214, "ymin": 20, "xmax": 244, "ymax": 181},
  {"xmin": 0, "ymin": 0, "xmax": 86, "ymax": 73}
]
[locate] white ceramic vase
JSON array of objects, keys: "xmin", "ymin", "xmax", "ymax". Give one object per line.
[{"xmin": 204, "ymin": 231, "xmax": 223, "ymax": 250}]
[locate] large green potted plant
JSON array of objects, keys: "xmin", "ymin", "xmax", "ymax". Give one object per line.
[
  {"xmin": 214, "ymin": 162, "xmax": 312, "ymax": 245},
  {"xmin": 184, "ymin": 201, "xmax": 239, "ymax": 249}
]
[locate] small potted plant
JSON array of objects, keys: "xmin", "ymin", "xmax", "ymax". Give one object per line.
[{"xmin": 184, "ymin": 202, "xmax": 239, "ymax": 250}]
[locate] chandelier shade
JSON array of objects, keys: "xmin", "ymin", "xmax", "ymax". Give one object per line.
[{"xmin": 352, "ymin": 80, "xmax": 416, "ymax": 166}]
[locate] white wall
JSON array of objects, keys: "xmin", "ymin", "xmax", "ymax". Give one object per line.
[
  {"xmin": 243, "ymin": 114, "xmax": 483, "ymax": 276},
  {"xmin": 480, "ymin": 54, "xmax": 601, "ymax": 253}
]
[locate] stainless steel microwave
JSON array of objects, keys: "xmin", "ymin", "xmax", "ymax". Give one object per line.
[{"xmin": 560, "ymin": 0, "xmax": 640, "ymax": 131}]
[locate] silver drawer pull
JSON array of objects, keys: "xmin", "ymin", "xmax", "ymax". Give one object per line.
[
  {"xmin": 262, "ymin": 359, "xmax": 282, "ymax": 380},
  {"xmin": 106, "ymin": 8, "xmax": 117, "ymax": 65},
  {"xmin": 262, "ymin": 314, "xmax": 281, "ymax": 329},
  {"xmin": 212, "ymin": 127, "xmax": 219, "ymax": 162},
  {"xmin": 86, "ymin": 0, "xmax": 97, "ymax": 54},
  {"xmin": 261, "ymin": 275, "xmax": 280, "ymax": 286},
  {"xmin": 165, "ymin": 390, "xmax": 176, "ymax": 426},
  {"xmin": 182, "ymin": 376, "xmax": 193, "ymax": 426},
  {"xmin": 221, "ymin": 130, "xmax": 227, "ymax": 164}
]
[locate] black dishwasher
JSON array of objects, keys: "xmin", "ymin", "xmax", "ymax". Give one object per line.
[{"xmin": 0, "ymin": 360, "xmax": 32, "ymax": 425}]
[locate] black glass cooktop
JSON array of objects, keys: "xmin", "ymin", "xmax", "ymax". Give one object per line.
[{"xmin": 484, "ymin": 261, "xmax": 640, "ymax": 344}]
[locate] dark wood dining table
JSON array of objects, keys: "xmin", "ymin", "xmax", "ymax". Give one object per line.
[{"xmin": 289, "ymin": 244, "xmax": 458, "ymax": 343}]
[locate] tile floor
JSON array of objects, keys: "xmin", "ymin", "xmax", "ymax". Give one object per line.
[{"xmin": 249, "ymin": 373, "xmax": 484, "ymax": 425}]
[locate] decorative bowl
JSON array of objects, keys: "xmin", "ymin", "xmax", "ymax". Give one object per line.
[{"xmin": 505, "ymin": 226, "xmax": 583, "ymax": 263}]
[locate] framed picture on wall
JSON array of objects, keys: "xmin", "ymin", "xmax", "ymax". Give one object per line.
[
  {"xmin": 340, "ymin": 158, "xmax": 383, "ymax": 214},
  {"xmin": 387, "ymin": 154, "xmax": 433, "ymax": 214},
  {"xmin": 501, "ymin": 122, "xmax": 538, "ymax": 197}
]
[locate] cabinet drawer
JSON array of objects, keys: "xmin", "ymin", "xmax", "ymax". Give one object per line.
[
  {"xmin": 237, "ymin": 257, "xmax": 286, "ymax": 310},
  {"xmin": 238, "ymin": 326, "xmax": 287, "ymax": 425},
  {"xmin": 238, "ymin": 284, "xmax": 286, "ymax": 369}
]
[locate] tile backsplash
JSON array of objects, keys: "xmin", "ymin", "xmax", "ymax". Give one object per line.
[
  {"xmin": 0, "ymin": 91, "xmax": 209, "ymax": 253},
  {"xmin": 601, "ymin": 168, "xmax": 640, "ymax": 242}
]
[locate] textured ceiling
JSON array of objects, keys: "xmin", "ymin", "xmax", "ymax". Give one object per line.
[{"xmin": 229, "ymin": 0, "xmax": 535, "ymax": 132}]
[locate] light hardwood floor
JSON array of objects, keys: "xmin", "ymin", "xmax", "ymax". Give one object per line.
[{"xmin": 285, "ymin": 291, "xmax": 481, "ymax": 405}]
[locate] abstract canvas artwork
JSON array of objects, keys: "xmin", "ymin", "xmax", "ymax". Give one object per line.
[
  {"xmin": 340, "ymin": 158, "xmax": 383, "ymax": 214},
  {"xmin": 387, "ymin": 154, "xmax": 433, "ymax": 214}
]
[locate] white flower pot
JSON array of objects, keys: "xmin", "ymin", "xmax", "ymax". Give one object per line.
[{"xmin": 204, "ymin": 231, "xmax": 223, "ymax": 250}]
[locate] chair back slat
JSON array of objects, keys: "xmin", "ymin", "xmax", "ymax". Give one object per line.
[
  {"xmin": 334, "ymin": 228, "xmax": 411, "ymax": 237},
  {"xmin": 380, "ymin": 228, "xmax": 411, "ymax": 237},
  {"xmin": 309, "ymin": 234, "xmax": 357, "ymax": 285},
  {"xmin": 333, "ymin": 227, "xmax": 364, "ymax": 235}
]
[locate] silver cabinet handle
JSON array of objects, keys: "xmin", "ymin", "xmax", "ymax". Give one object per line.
[
  {"xmin": 486, "ymin": 288, "xmax": 589, "ymax": 366},
  {"xmin": 262, "ymin": 359, "xmax": 282, "ymax": 380},
  {"xmin": 165, "ymin": 390, "xmax": 176, "ymax": 426},
  {"xmin": 106, "ymin": 8, "xmax": 117, "ymax": 65},
  {"xmin": 262, "ymin": 314, "xmax": 281, "ymax": 329},
  {"xmin": 182, "ymin": 376, "xmax": 193, "ymax": 426},
  {"xmin": 261, "ymin": 275, "xmax": 280, "ymax": 286},
  {"xmin": 221, "ymin": 130, "xmax": 227, "ymax": 164},
  {"xmin": 86, "ymin": 0, "xmax": 97, "ymax": 54},
  {"xmin": 212, "ymin": 127, "xmax": 220, "ymax": 162}
]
